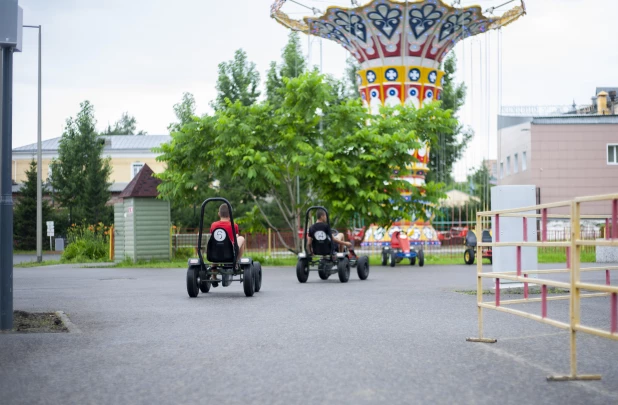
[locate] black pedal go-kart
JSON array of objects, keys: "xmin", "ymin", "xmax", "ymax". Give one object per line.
[
  {"xmin": 186, "ymin": 197, "xmax": 262, "ymax": 298},
  {"xmin": 296, "ymin": 206, "xmax": 370, "ymax": 283}
]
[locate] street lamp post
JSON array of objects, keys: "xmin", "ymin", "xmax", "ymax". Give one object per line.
[{"xmin": 23, "ymin": 25, "xmax": 42, "ymax": 262}]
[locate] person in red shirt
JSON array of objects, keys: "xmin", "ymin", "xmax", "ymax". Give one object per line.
[{"xmin": 210, "ymin": 203, "xmax": 245, "ymax": 261}]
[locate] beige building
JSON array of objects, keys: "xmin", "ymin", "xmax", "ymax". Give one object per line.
[
  {"xmin": 497, "ymin": 114, "xmax": 618, "ymax": 214},
  {"xmin": 12, "ymin": 135, "xmax": 171, "ymax": 198}
]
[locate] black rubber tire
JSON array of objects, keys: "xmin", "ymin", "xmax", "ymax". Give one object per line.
[
  {"xmin": 222, "ymin": 272, "xmax": 232, "ymax": 287},
  {"xmin": 199, "ymin": 278, "xmax": 211, "ymax": 293},
  {"xmin": 318, "ymin": 268, "xmax": 330, "ymax": 280},
  {"xmin": 381, "ymin": 250, "xmax": 388, "ymax": 266},
  {"xmin": 338, "ymin": 257, "xmax": 350, "ymax": 283},
  {"xmin": 390, "ymin": 251, "xmax": 396, "ymax": 267},
  {"xmin": 464, "ymin": 248, "xmax": 475, "ymax": 265},
  {"xmin": 410, "ymin": 257, "xmax": 416, "ymax": 265},
  {"xmin": 243, "ymin": 264, "xmax": 255, "ymax": 297},
  {"xmin": 254, "ymin": 261, "xmax": 262, "ymax": 292},
  {"xmin": 489, "ymin": 257, "xmax": 492, "ymax": 265},
  {"xmin": 186, "ymin": 266, "xmax": 199, "ymax": 298},
  {"xmin": 418, "ymin": 250, "xmax": 425, "ymax": 267},
  {"xmin": 296, "ymin": 260, "xmax": 309, "ymax": 283},
  {"xmin": 357, "ymin": 256, "xmax": 369, "ymax": 280}
]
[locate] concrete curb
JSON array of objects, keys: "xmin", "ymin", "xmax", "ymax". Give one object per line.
[{"xmin": 55, "ymin": 311, "xmax": 82, "ymax": 334}]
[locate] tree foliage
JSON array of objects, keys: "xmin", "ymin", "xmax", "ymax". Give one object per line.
[
  {"xmin": 212, "ymin": 49, "xmax": 260, "ymax": 111},
  {"xmin": 157, "ymin": 72, "xmax": 454, "ymax": 253},
  {"xmin": 102, "ymin": 112, "xmax": 146, "ymax": 135},
  {"xmin": 13, "ymin": 160, "xmax": 52, "ymax": 250},
  {"xmin": 266, "ymin": 31, "xmax": 306, "ymax": 107},
  {"xmin": 428, "ymin": 52, "xmax": 472, "ymax": 184},
  {"xmin": 50, "ymin": 101, "xmax": 112, "ymax": 225},
  {"xmin": 344, "ymin": 56, "xmax": 361, "ymax": 99},
  {"xmin": 168, "ymin": 92, "xmax": 196, "ymax": 133}
]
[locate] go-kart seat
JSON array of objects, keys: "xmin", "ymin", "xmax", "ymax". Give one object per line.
[
  {"xmin": 391, "ymin": 231, "xmax": 402, "ymax": 249},
  {"xmin": 207, "ymin": 227, "xmax": 237, "ymax": 263},
  {"xmin": 481, "ymin": 230, "xmax": 492, "ymax": 243},
  {"xmin": 311, "ymin": 232, "xmax": 334, "ymax": 256}
]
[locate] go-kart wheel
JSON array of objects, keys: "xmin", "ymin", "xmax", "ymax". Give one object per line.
[
  {"xmin": 390, "ymin": 251, "xmax": 396, "ymax": 267},
  {"xmin": 296, "ymin": 259, "xmax": 309, "ymax": 283},
  {"xmin": 357, "ymin": 256, "xmax": 369, "ymax": 280},
  {"xmin": 418, "ymin": 249, "xmax": 425, "ymax": 267},
  {"xmin": 337, "ymin": 257, "xmax": 350, "ymax": 283},
  {"xmin": 243, "ymin": 264, "xmax": 255, "ymax": 297},
  {"xmin": 488, "ymin": 257, "xmax": 492, "ymax": 265},
  {"xmin": 410, "ymin": 257, "xmax": 416, "ymax": 265},
  {"xmin": 381, "ymin": 250, "xmax": 388, "ymax": 266},
  {"xmin": 199, "ymin": 279, "xmax": 211, "ymax": 293},
  {"xmin": 464, "ymin": 248, "xmax": 475, "ymax": 265},
  {"xmin": 253, "ymin": 261, "xmax": 262, "ymax": 292},
  {"xmin": 222, "ymin": 272, "xmax": 232, "ymax": 287},
  {"xmin": 318, "ymin": 267, "xmax": 330, "ymax": 280},
  {"xmin": 186, "ymin": 266, "xmax": 199, "ymax": 298}
]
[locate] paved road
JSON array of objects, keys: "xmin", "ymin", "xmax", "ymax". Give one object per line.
[{"xmin": 1, "ymin": 263, "xmax": 617, "ymax": 405}]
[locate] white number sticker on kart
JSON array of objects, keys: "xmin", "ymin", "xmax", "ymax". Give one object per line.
[
  {"xmin": 213, "ymin": 229, "xmax": 227, "ymax": 242},
  {"xmin": 314, "ymin": 231, "xmax": 327, "ymax": 241}
]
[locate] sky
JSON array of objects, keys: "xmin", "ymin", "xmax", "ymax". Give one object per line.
[{"xmin": 12, "ymin": 0, "xmax": 618, "ymax": 181}]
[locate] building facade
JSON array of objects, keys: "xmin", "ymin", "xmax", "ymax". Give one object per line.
[
  {"xmin": 12, "ymin": 135, "xmax": 171, "ymax": 199},
  {"xmin": 497, "ymin": 115, "xmax": 618, "ymax": 214}
]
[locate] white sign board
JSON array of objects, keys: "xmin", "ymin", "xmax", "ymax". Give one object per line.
[{"xmin": 46, "ymin": 221, "xmax": 54, "ymax": 237}]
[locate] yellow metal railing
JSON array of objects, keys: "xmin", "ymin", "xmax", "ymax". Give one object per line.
[{"xmin": 467, "ymin": 193, "xmax": 618, "ymax": 381}]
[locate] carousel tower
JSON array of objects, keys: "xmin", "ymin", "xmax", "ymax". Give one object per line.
[{"xmin": 271, "ymin": 0, "xmax": 525, "ymax": 245}]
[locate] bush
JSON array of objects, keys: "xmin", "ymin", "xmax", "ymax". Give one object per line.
[
  {"xmin": 174, "ymin": 247, "xmax": 195, "ymax": 261},
  {"xmin": 61, "ymin": 223, "xmax": 110, "ymax": 263}
]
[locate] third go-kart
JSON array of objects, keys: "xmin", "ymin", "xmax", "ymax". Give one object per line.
[
  {"xmin": 296, "ymin": 206, "xmax": 370, "ymax": 283},
  {"xmin": 381, "ymin": 230, "xmax": 424, "ymax": 267},
  {"xmin": 464, "ymin": 229, "xmax": 493, "ymax": 265}
]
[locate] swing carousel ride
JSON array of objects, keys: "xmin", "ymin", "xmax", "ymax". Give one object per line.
[{"xmin": 271, "ymin": 0, "xmax": 526, "ymax": 247}]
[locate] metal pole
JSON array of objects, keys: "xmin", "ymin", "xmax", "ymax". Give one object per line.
[
  {"xmin": 1, "ymin": 47, "xmax": 15, "ymax": 330},
  {"xmin": 36, "ymin": 26, "xmax": 42, "ymax": 261}
]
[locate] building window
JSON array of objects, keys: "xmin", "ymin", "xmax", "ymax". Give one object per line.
[
  {"xmin": 506, "ymin": 156, "xmax": 511, "ymax": 176},
  {"xmin": 608, "ymin": 144, "xmax": 618, "ymax": 165},
  {"xmin": 500, "ymin": 162, "xmax": 504, "ymax": 179},
  {"xmin": 522, "ymin": 151, "xmax": 527, "ymax": 171},
  {"xmin": 131, "ymin": 163, "xmax": 144, "ymax": 179},
  {"xmin": 514, "ymin": 153, "xmax": 519, "ymax": 173}
]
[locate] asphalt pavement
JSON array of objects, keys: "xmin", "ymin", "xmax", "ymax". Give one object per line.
[{"xmin": 1, "ymin": 263, "xmax": 617, "ymax": 405}]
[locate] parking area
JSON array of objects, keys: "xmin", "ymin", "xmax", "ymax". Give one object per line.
[{"xmin": 1, "ymin": 263, "xmax": 617, "ymax": 405}]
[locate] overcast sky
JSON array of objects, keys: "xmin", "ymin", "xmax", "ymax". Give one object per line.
[{"xmin": 13, "ymin": 0, "xmax": 618, "ymax": 179}]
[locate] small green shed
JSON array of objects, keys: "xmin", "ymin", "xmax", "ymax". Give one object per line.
[{"xmin": 114, "ymin": 164, "xmax": 171, "ymax": 262}]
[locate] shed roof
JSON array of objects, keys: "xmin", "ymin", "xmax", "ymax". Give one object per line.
[
  {"xmin": 13, "ymin": 135, "xmax": 171, "ymax": 153},
  {"xmin": 119, "ymin": 164, "xmax": 162, "ymax": 198}
]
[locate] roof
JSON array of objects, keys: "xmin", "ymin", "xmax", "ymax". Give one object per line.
[
  {"xmin": 13, "ymin": 135, "xmax": 171, "ymax": 153},
  {"xmin": 118, "ymin": 164, "xmax": 162, "ymax": 198},
  {"xmin": 596, "ymin": 87, "xmax": 618, "ymax": 96},
  {"xmin": 440, "ymin": 189, "xmax": 480, "ymax": 208},
  {"xmin": 531, "ymin": 115, "xmax": 618, "ymax": 125}
]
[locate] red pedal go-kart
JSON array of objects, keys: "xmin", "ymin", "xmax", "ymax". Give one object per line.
[{"xmin": 381, "ymin": 230, "xmax": 424, "ymax": 267}]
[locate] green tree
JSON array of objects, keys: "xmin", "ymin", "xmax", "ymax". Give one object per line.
[
  {"xmin": 13, "ymin": 160, "xmax": 52, "ymax": 250},
  {"xmin": 50, "ymin": 101, "xmax": 112, "ymax": 225},
  {"xmin": 102, "ymin": 112, "xmax": 146, "ymax": 135},
  {"xmin": 343, "ymin": 56, "xmax": 361, "ymax": 99},
  {"xmin": 157, "ymin": 71, "xmax": 453, "ymax": 253},
  {"xmin": 428, "ymin": 52, "xmax": 472, "ymax": 184},
  {"xmin": 168, "ymin": 92, "xmax": 196, "ymax": 133},
  {"xmin": 265, "ymin": 31, "xmax": 306, "ymax": 106},
  {"xmin": 212, "ymin": 49, "xmax": 260, "ymax": 111}
]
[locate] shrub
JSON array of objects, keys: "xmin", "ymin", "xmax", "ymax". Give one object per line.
[
  {"xmin": 174, "ymin": 247, "xmax": 195, "ymax": 261},
  {"xmin": 61, "ymin": 223, "xmax": 110, "ymax": 263}
]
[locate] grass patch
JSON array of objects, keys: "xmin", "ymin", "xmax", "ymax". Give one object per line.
[
  {"xmin": 455, "ymin": 287, "xmax": 570, "ymax": 296},
  {"xmin": 7, "ymin": 311, "xmax": 68, "ymax": 333},
  {"xmin": 14, "ymin": 260, "xmax": 63, "ymax": 268}
]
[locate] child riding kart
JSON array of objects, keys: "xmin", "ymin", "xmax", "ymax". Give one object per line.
[
  {"xmin": 296, "ymin": 206, "xmax": 370, "ymax": 283},
  {"xmin": 186, "ymin": 197, "xmax": 262, "ymax": 297},
  {"xmin": 381, "ymin": 229, "xmax": 425, "ymax": 267}
]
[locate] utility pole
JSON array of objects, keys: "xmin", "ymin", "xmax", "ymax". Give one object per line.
[{"xmin": 0, "ymin": 0, "xmax": 22, "ymax": 331}]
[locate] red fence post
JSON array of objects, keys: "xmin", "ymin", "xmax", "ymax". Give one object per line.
[
  {"xmin": 542, "ymin": 284, "xmax": 548, "ymax": 318},
  {"xmin": 524, "ymin": 274, "xmax": 529, "ymax": 299},
  {"xmin": 495, "ymin": 278, "xmax": 500, "ymax": 307},
  {"xmin": 517, "ymin": 246, "xmax": 522, "ymax": 276},
  {"xmin": 612, "ymin": 293, "xmax": 617, "ymax": 334},
  {"xmin": 523, "ymin": 217, "xmax": 528, "ymax": 242},
  {"xmin": 542, "ymin": 209, "xmax": 548, "ymax": 242},
  {"xmin": 495, "ymin": 215, "xmax": 500, "ymax": 243},
  {"xmin": 612, "ymin": 200, "xmax": 618, "ymax": 239}
]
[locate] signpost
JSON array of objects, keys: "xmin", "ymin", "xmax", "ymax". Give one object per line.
[{"xmin": 46, "ymin": 221, "xmax": 54, "ymax": 251}]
